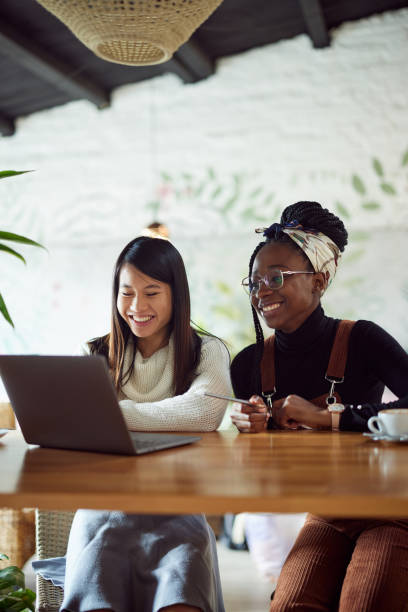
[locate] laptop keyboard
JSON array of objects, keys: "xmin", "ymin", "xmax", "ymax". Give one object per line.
[
  {"xmin": 129, "ymin": 432, "xmax": 161, "ymax": 451},
  {"xmin": 129, "ymin": 431, "xmax": 181, "ymax": 451},
  {"xmin": 129, "ymin": 431, "xmax": 199, "ymax": 453}
]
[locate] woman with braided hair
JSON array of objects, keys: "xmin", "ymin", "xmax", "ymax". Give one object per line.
[{"xmin": 230, "ymin": 201, "xmax": 408, "ymax": 611}]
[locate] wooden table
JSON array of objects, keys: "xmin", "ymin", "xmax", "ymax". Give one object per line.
[{"xmin": 1, "ymin": 429, "xmax": 408, "ymax": 517}]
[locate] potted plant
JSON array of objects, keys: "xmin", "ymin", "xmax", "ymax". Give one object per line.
[
  {"xmin": 0, "ymin": 553, "xmax": 35, "ymax": 611},
  {"xmin": 0, "ymin": 170, "xmax": 45, "ymax": 327}
]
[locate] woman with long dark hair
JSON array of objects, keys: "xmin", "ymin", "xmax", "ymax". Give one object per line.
[
  {"xmin": 230, "ymin": 201, "xmax": 408, "ymax": 611},
  {"xmin": 34, "ymin": 236, "xmax": 231, "ymax": 612}
]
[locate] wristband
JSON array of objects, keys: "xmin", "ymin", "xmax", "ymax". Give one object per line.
[{"xmin": 327, "ymin": 403, "xmax": 345, "ymax": 431}]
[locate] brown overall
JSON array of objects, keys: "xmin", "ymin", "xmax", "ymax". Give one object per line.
[
  {"xmin": 260, "ymin": 319, "xmax": 354, "ymax": 416},
  {"xmin": 258, "ymin": 321, "xmax": 408, "ymax": 612}
]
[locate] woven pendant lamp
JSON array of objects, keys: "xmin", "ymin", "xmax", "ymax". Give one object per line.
[{"xmin": 36, "ymin": 0, "xmax": 223, "ymax": 66}]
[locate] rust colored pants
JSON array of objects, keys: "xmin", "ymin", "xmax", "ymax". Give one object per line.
[{"xmin": 269, "ymin": 514, "xmax": 408, "ymax": 612}]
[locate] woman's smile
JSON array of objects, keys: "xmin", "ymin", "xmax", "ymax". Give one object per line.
[
  {"xmin": 260, "ymin": 302, "xmax": 282, "ymax": 314},
  {"xmin": 128, "ymin": 313, "xmax": 155, "ymax": 326}
]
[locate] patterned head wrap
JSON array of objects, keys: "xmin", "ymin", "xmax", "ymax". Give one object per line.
[{"xmin": 256, "ymin": 220, "xmax": 341, "ymax": 289}]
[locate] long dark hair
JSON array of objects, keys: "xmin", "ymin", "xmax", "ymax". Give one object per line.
[
  {"xmin": 247, "ymin": 201, "xmax": 348, "ymax": 389},
  {"xmin": 89, "ymin": 236, "xmax": 201, "ymax": 396}
]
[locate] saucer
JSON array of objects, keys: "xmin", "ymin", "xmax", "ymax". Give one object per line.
[{"xmin": 363, "ymin": 432, "xmax": 408, "ymax": 444}]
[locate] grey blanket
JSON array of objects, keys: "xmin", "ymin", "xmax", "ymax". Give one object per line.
[{"xmin": 33, "ymin": 510, "xmax": 225, "ymax": 612}]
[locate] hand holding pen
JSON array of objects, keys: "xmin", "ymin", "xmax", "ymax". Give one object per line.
[{"xmin": 204, "ymin": 392, "xmax": 269, "ymax": 433}]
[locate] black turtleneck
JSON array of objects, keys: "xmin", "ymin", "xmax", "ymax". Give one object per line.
[{"xmin": 230, "ymin": 305, "xmax": 408, "ymax": 431}]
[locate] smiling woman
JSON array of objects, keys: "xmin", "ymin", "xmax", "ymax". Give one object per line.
[
  {"xmin": 90, "ymin": 236, "xmax": 211, "ymax": 402},
  {"xmin": 230, "ymin": 201, "xmax": 408, "ymax": 612},
  {"xmin": 33, "ymin": 235, "xmax": 231, "ymax": 612}
]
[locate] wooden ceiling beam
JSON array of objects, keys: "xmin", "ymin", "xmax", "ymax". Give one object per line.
[
  {"xmin": 166, "ymin": 57, "xmax": 197, "ymax": 84},
  {"xmin": 0, "ymin": 113, "xmax": 15, "ymax": 137},
  {"xmin": 167, "ymin": 40, "xmax": 214, "ymax": 83},
  {"xmin": 297, "ymin": 0, "xmax": 330, "ymax": 48},
  {"xmin": 0, "ymin": 22, "xmax": 110, "ymax": 108},
  {"xmin": 174, "ymin": 40, "xmax": 215, "ymax": 82}
]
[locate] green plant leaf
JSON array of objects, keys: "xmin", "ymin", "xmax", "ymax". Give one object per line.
[
  {"xmin": 232, "ymin": 173, "xmax": 242, "ymax": 189},
  {"xmin": 351, "ymin": 174, "xmax": 366, "ymax": 195},
  {"xmin": 350, "ymin": 230, "xmax": 369, "ymax": 241},
  {"xmin": 402, "ymin": 150, "xmax": 408, "ymax": 166},
  {"xmin": 335, "ymin": 201, "xmax": 350, "ymax": 219},
  {"xmin": 0, "ymin": 232, "xmax": 45, "ymax": 250},
  {"xmin": 240, "ymin": 207, "xmax": 257, "ymax": 220},
  {"xmin": 207, "ymin": 167, "xmax": 216, "ymax": 180},
  {"xmin": 0, "ymin": 293, "xmax": 14, "ymax": 327},
  {"xmin": 249, "ymin": 186, "xmax": 263, "ymax": 199},
  {"xmin": 160, "ymin": 171, "xmax": 171, "ymax": 182},
  {"xmin": 0, "ymin": 556, "xmax": 8, "ymax": 562},
  {"xmin": 146, "ymin": 200, "xmax": 160, "ymax": 215},
  {"xmin": 215, "ymin": 281, "xmax": 232, "ymax": 295},
  {"xmin": 0, "ymin": 566, "xmax": 25, "ymax": 591},
  {"xmin": 213, "ymin": 304, "xmax": 242, "ymax": 321},
  {"xmin": 263, "ymin": 193, "xmax": 274, "ymax": 205},
  {"xmin": 0, "ymin": 169, "xmax": 42, "ymax": 332},
  {"xmin": 221, "ymin": 195, "xmax": 238, "ymax": 213},
  {"xmin": 0, "ymin": 170, "xmax": 32, "ymax": 180},
  {"xmin": 361, "ymin": 201, "xmax": 381, "ymax": 210},
  {"xmin": 344, "ymin": 249, "xmax": 364, "ymax": 262},
  {"xmin": 211, "ymin": 185, "xmax": 223, "ymax": 199},
  {"xmin": 0, "ymin": 587, "xmax": 35, "ymax": 611},
  {"xmin": 372, "ymin": 158, "xmax": 384, "ymax": 177},
  {"xmin": 380, "ymin": 182, "xmax": 396, "ymax": 195},
  {"xmin": 343, "ymin": 277, "xmax": 363, "ymax": 288},
  {"xmin": 0, "ymin": 244, "xmax": 26, "ymax": 264},
  {"xmin": 194, "ymin": 182, "xmax": 204, "ymax": 197}
]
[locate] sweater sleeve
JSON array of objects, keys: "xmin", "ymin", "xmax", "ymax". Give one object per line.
[
  {"xmin": 341, "ymin": 321, "xmax": 408, "ymax": 431},
  {"xmin": 341, "ymin": 395, "xmax": 408, "ymax": 431},
  {"xmin": 119, "ymin": 338, "xmax": 232, "ymax": 432}
]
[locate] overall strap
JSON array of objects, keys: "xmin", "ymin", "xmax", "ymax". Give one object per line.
[
  {"xmin": 324, "ymin": 319, "xmax": 355, "ymax": 405},
  {"xmin": 260, "ymin": 320, "xmax": 356, "ymax": 398},
  {"xmin": 326, "ymin": 320, "xmax": 355, "ymax": 379},
  {"xmin": 260, "ymin": 334, "xmax": 276, "ymax": 396}
]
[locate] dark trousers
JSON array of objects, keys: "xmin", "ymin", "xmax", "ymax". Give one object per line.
[{"xmin": 269, "ymin": 514, "xmax": 408, "ymax": 612}]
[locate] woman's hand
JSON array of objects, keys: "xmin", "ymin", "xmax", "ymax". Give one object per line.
[
  {"xmin": 230, "ymin": 395, "xmax": 268, "ymax": 433},
  {"xmin": 277, "ymin": 394, "xmax": 331, "ymax": 429}
]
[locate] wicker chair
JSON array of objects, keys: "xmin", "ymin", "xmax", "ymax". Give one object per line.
[
  {"xmin": 35, "ymin": 510, "xmax": 75, "ymax": 612},
  {"xmin": 0, "ymin": 404, "xmax": 36, "ymax": 574}
]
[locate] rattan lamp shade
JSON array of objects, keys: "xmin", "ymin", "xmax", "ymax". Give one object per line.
[{"xmin": 36, "ymin": 0, "xmax": 223, "ymax": 66}]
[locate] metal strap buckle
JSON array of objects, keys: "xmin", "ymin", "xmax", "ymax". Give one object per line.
[
  {"xmin": 262, "ymin": 387, "xmax": 276, "ymax": 417},
  {"xmin": 325, "ymin": 375, "xmax": 344, "ymax": 406}
]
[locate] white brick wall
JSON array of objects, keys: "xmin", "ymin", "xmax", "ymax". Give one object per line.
[{"xmin": 0, "ymin": 9, "xmax": 407, "ymax": 398}]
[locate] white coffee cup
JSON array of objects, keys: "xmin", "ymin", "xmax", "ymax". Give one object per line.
[{"xmin": 368, "ymin": 409, "xmax": 408, "ymax": 437}]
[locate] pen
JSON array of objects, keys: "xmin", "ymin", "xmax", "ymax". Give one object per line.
[{"xmin": 204, "ymin": 392, "xmax": 261, "ymax": 407}]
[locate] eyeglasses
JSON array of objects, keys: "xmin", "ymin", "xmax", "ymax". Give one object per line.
[{"xmin": 241, "ymin": 269, "xmax": 315, "ymax": 296}]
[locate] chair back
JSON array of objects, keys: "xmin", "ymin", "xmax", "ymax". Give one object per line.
[{"xmin": 35, "ymin": 510, "xmax": 75, "ymax": 612}]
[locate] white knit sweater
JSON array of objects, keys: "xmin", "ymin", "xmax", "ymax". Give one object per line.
[{"xmin": 85, "ymin": 336, "xmax": 232, "ymax": 432}]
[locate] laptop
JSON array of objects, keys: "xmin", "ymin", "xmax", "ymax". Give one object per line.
[{"xmin": 0, "ymin": 354, "xmax": 201, "ymax": 455}]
